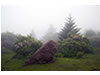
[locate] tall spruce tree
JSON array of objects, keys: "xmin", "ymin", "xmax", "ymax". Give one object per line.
[{"xmin": 59, "ymin": 14, "xmax": 80, "ymax": 40}]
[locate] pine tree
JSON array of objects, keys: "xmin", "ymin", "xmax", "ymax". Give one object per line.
[
  {"xmin": 42, "ymin": 24, "xmax": 59, "ymax": 43},
  {"xmin": 29, "ymin": 29, "xmax": 36, "ymax": 39},
  {"xmin": 59, "ymin": 14, "xmax": 80, "ymax": 40}
]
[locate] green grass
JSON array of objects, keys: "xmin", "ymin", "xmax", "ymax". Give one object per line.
[{"xmin": 1, "ymin": 48, "xmax": 100, "ymax": 71}]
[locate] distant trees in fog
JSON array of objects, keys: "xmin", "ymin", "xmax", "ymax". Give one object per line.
[
  {"xmin": 41, "ymin": 25, "xmax": 59, "ymax": 43},
  {"xmin": 1, "ymin": 14, "xmax": 100, "ymax": 59},
  {"xmin": 29, "ymin": 29, "xmax": 36, "ymax": 39},
  {"xmin": 84, "ymin": 29, "xmax": 100, "ymax": 48},
  {"xmin": 1, "ymin": 32, "xmax": 17, "ymax": 53}
]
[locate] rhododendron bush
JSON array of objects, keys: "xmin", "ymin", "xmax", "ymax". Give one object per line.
[{"xmin": 13, "ymin": 35, "xmax": 42, "ymax": 59}]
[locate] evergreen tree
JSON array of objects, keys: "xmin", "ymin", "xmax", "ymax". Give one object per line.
[
  {"xmin": 59, "ymin": 14, "xmax": 80, "ymax": 40},
  {"xmin": 42, "ymin": 24, "xmax": 59, "ymax": 43},
  {"xmin": 84, "ymin": 29, "xmax": 96, "ymax": 38},
  {"xmin": 29, "ymin": 29, "xmax": 36, "ymax": 39}
]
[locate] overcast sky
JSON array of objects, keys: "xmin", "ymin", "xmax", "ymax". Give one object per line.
[{"xmin": 1, "ymin": 5, "xmax": 100, "ymax": 39}]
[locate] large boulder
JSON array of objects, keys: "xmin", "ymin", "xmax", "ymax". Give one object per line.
[{"xmin": 25, "ymin": 40, "xmax": 56, "ymax": 65}]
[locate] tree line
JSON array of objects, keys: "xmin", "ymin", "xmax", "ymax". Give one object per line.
[{"xmin": 1, "ymin": 14, "xmax": 100, "ymax": 59}]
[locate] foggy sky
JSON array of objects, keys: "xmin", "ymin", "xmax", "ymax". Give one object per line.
[{"xmin": 1, "ymin": 5, "xmax": 100, "ymax": 39}]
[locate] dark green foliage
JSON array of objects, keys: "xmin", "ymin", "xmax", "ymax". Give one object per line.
[
  {"xmin": 13, "ymin": 35, "xmax": 42, "ymax": 59},
  {"xmin": 76, "ymin": 52, "xmax": 84, "ymax": 58},
  {"xmin": 55, "ymin": 52, "xmax": 64, "ymax": 58},
  {"xmin": 59, "ymin": 15, "xmax": 80, "ymax": 40},
  {"xmin": 58, "ymin": 34, "xmax": 93, "ymax": 57}
]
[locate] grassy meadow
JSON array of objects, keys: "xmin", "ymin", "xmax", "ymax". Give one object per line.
[{"xmin": 1, "ymin": 48, "xmax": 100, "ymax": 71}]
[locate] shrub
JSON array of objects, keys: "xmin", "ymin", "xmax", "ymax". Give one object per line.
[
  {"xmin": 76, "ymin": 52, "xmax": 84, "ymax": 58},
  {"xmin": 13, "ymin": 35, "xmax": 42, "ymax": 59},
  {"xmin": 58, "ymin": 34, "xmax": 93, "ymax": 58},
  {"xmin": 55, "ymin": 52, "xmax": 64, "ymax": 58}
]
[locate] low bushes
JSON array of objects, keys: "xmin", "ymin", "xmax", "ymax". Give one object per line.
[
  {"xmin": 57, "ymin": 34, "xmax": 93, "ymax": 58},
  {"xmin": 13, "ymin": 35, "xmax": 42, "ymax": 59}
]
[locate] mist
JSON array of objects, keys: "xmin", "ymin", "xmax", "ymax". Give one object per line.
[
  {"xmin": 1, "ymin": 2, "xmax": 100, "ymax": 71},
  {"xmin": 1, "ymin": 5, "xmax": 100, "ymax": 39}
]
